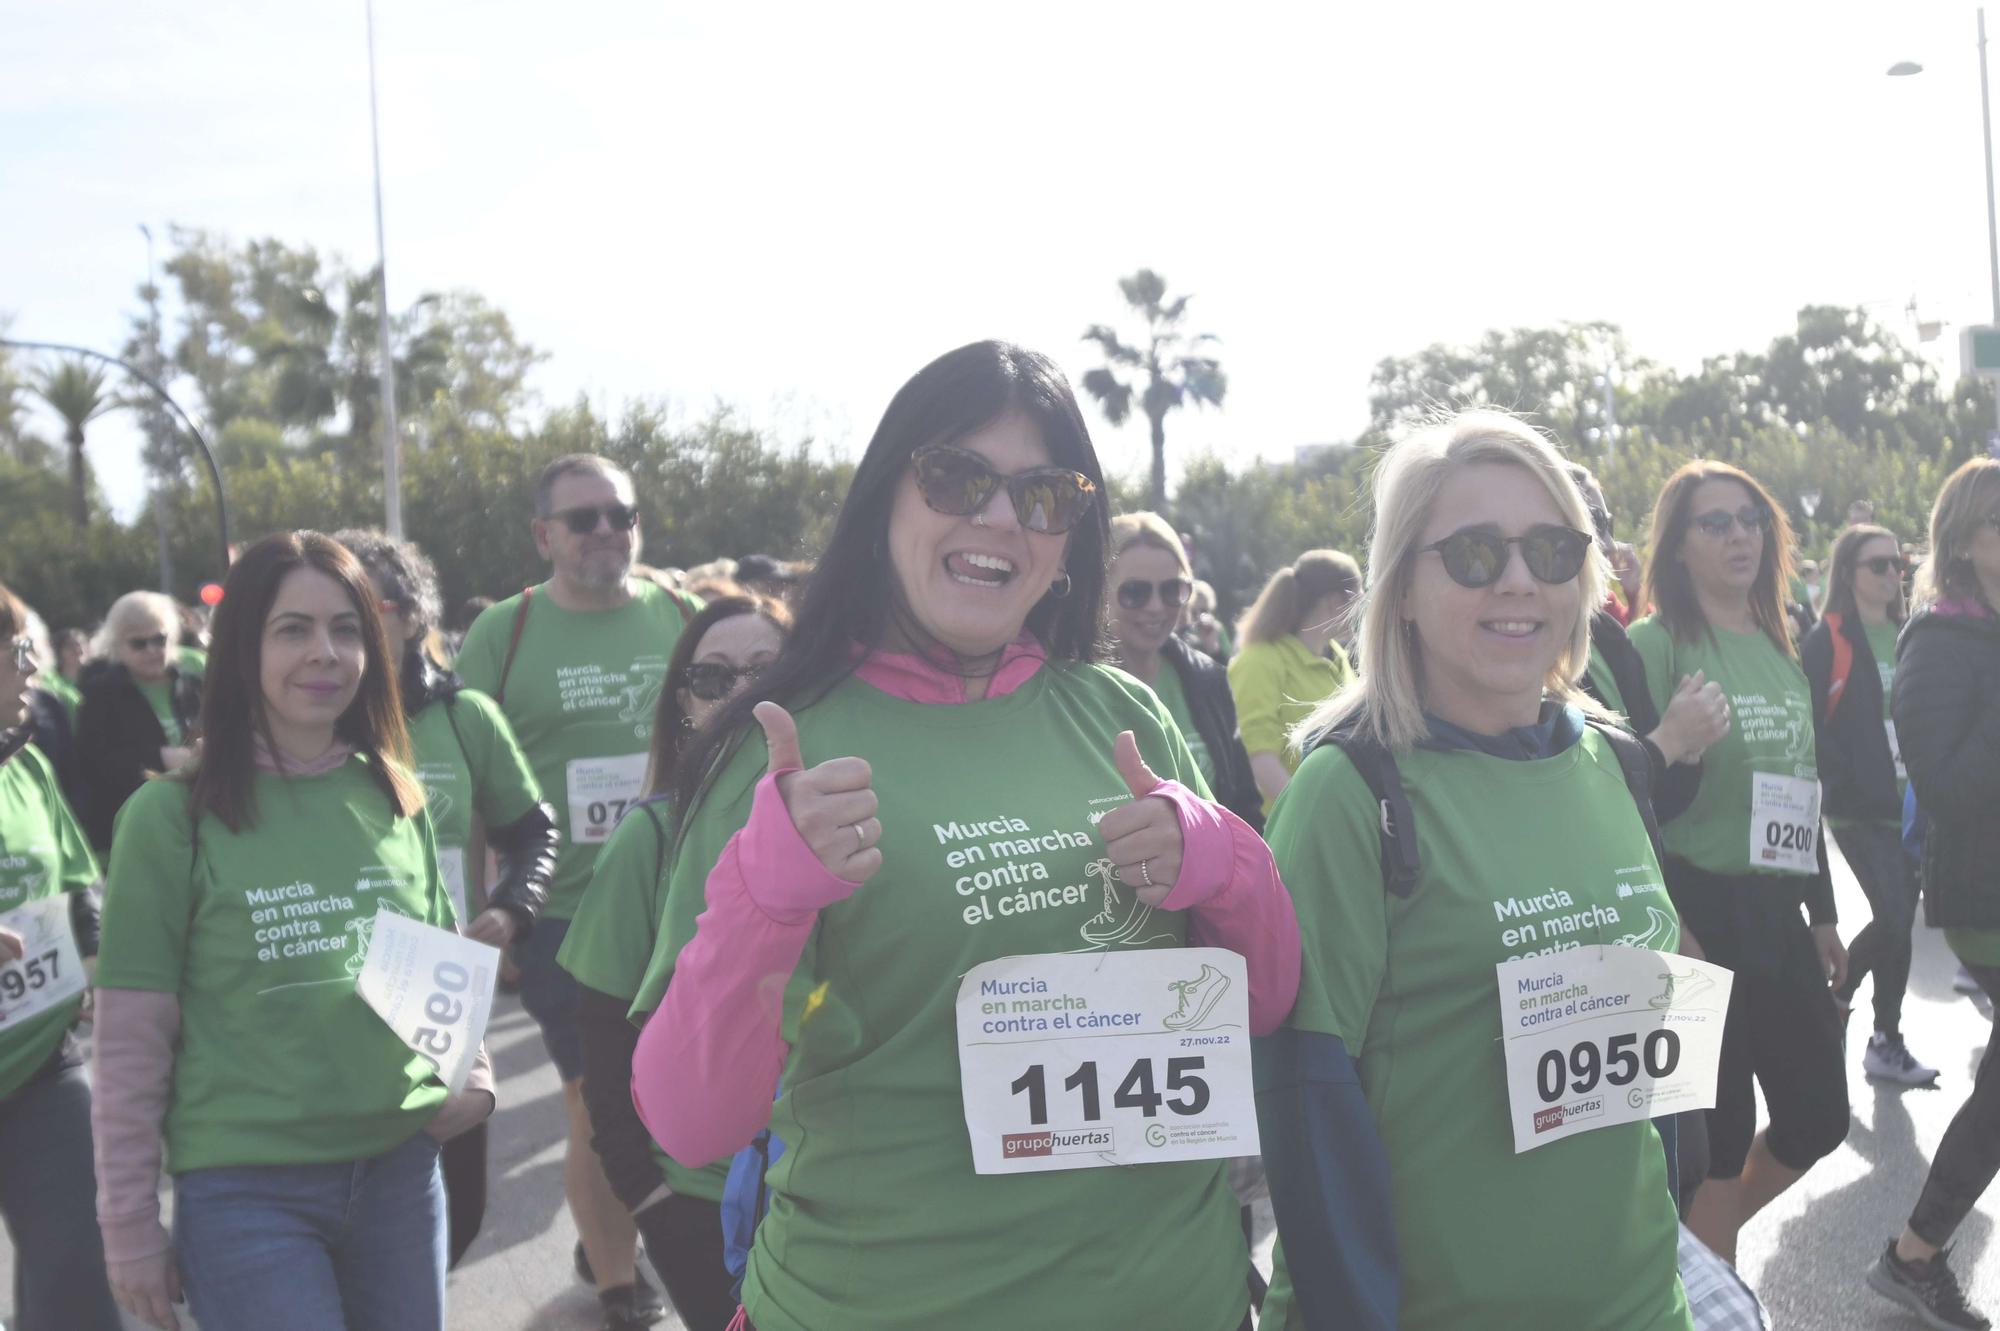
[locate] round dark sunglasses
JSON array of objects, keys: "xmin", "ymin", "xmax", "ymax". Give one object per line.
[
  {"xmin": 551, "ymin": 502, "xmax": 640, "ymax": 536},
  {"xmin": 683, "ymin": 661, "xmax": 762, "ymax": 702},
  {"xmin": 1859, "ymin": 555, "xmax": 1906, "ymax": 576},
  {"xmin": 1690, "ymin": 506, "xmax": 1772, "ymax": 539},
  {"xmin": 126, "ymin": 633, "xmax": 169, "ymax": 653},
  {"xmin": 1420, "ymin": 525, "xmax": 1593, "ymax": 589},
  {"xmin": 1116, "ymin": 578, "xmax": 1193, "ymax": 611},
  {"xmin": 911, "ymin": 446, "xmax": 1097, "ymax": 535}
]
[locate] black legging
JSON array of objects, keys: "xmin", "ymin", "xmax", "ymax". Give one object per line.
[
  {"xmin": 1910, "ymin": 961, "xmax": 2000, "ymax": 1245},
  {"xmin": 443, "ymin": 1121, "xmax": 488, "ymax": 1268},
  {"xmin": 1830, "ymin": 821, "xmax": 1918, "ymax": 1037}
]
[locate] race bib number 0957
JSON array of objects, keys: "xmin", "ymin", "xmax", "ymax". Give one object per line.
[
  {"xmin": 355, "ymin": 906, "xmax": 499, "ymax": 1094},
  {"xmin": 1498, "ymin": 945, "xmax": 1732, "ymax": 1153},
  {"xmin": 955, "ymin": 948, "xmax": 1256, "ymax": 1175},
  {"xmin": 0, "ymin": 895, "xmax": 85, "ymax": 1027}
]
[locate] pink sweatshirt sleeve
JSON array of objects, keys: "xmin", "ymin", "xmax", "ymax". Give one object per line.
[
  {"xmin": 91, "ymin": 987, "xmax": 181, "ymax": 1264},
  {"xmin": 631, "ymin": 771, "xmax": 856, "ymax": 1167},
  {"xmin": 1148, "ymin": 780, "xmax": 1302, "ymax": 1035}
]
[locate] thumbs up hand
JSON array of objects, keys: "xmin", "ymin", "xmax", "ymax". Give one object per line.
[
  {"xmin": 1095, "ymin": 731, "xmax": 1183, "ymax": 907},
  {"xmin": 756, "ymin": 702, "xmax": 882, "ymax": 883}
]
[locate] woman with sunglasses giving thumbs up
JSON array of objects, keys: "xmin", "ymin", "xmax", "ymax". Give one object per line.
[{"xmin": 627, "ymin": 341, "xmax": 1298, "ymax": 1331}]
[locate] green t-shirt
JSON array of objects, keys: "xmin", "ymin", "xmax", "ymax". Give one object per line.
[
  {"xmin": 407, "ymin": 688, "xmax": 543, "ymax": 920},
  {"xmin": 1225, "ymin": 634, "xmax": 1353, "ymax": 813},
  {"xmin": 1260, "ymin": 731, "xmax": 1689, "ymax": 1331},
  {"xmin": 632, "ymin": 664, "xmax": 1247, "ymax": 1331},
  {"xmin": 560, "ymin": 796, "xmax": 730, "ymax": 1202},
  {"xmin": 455, "ymin": 579, "xmax": 700, "ymax": 919},
  {"xmin": 1584, "ymin": 645, "xmax": 1627, "ymax": 718},
  {"xmin": 177, "ymin": 645, "xmax": 208, "ymax": 676},
  {"xmin": 0, "ymin": 744, "xmax": 99, "ymax": 1099},
  {"xmin": 95, "ymin": 759, "xmax": 454, "ymax": 1171},
  {"xmin": 39, "ymin": 673, "xmax": 81, "ymax": 724},
  {"xmin": 1149, "ymin": 661, "xmax": 1215, "ymax": 790},
  {"xmin": 135, "ymin": 677, "xmax": 183, "ymax": 746},
  {"xmin": 1628, "ymin": 617, "xmax": 1819, "ymax": 877}
]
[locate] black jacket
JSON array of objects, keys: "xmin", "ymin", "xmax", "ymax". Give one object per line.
[
  {"xmin": 1892, "ymin": 604, "xmax": 2000, "ymax": 930},
  {"xmin": 1580, "ymin": 611, "xmax": 1701, "ymax": 823},
  {"xmin": 1160, "ymin": 635, "xmax": 1264, "ymax": 833},
  {"xmin": 74, "ymin": 660, "xmax": 201, "ymax": 852},
  {"xmin": 1802, "ymin": 611, "xmax": 1902, "ymax": 824},
  {"xmin": 402, "ymin": 650, "xmax": 556, "ymax": 937}
]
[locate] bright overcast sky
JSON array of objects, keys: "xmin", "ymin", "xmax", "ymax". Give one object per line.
[{"xmin": 3, "ymin": 0, "xmax": 1995, "ymax": 522}]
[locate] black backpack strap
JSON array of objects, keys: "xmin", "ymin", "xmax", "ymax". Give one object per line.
[
  {"xmin": 1320, "ymin": 727, "xmax": 1421, "ymax": 899},
  {"xmin": 639, "ymin": 800, "xmax": 670, "ymax": 881},
  {"xmin": 1585, "ymin": 718, "xmax": 1667, "ymax": 870}
]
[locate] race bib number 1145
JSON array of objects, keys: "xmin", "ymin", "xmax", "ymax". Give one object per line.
[{"xmin": 955, "ymin": 948, "xmax": 1257, "ymax": 1175}]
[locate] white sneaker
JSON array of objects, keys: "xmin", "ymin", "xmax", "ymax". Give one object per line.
[
  {"xmin": 1955, "ymin": 965, "xmax": 1983, "ymax": 995},
  {"xmin": 1864, "ymin": 1032, "xmax": 1941, "ymax": 1086}
]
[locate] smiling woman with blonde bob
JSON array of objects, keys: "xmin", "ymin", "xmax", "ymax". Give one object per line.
[{"xmin": 1257, "ymin": 411, "xmax": 1690, "ymax": 1331}]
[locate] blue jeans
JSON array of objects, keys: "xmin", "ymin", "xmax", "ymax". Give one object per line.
[
  {"xmin": 0, "ymin": 1055, "xmax": 122, "ymax": 1330},
  {"xmin": 175, "ymin": 1130, "xmax": 446, "ymax": 1331}
]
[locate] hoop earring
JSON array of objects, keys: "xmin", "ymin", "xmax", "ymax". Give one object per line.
[{"xmin": 1049, "ymin": 573, "xmax": 1073, "ymax": 599}]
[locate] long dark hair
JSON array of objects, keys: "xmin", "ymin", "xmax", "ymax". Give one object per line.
[
  {"xmin": 1822, "ymin": 523, "xmax": 1904, "ymax": 627},
  {"xmin": 186, "ymin": 531, "xmax": 422, "ymax": 831},
  {"xmin": 1643, "ymin": 460, "xmax": 1797, "ymax": 656},
  {"xmin": 645, "ymin": 592, "xmax": 793, "ymax": 796},
  {"xmin": 672, "ymin": 340, "xmax": 1111, "ymax": 816}
]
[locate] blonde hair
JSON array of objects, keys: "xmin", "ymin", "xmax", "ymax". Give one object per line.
[
  {"xmin": 1915, "ymin": 457, "xmax": 2000, "ymax": 609},
  {"xmin": 1293, "ymin": 410, "xmax": 1610, "ymax": 754},
  {"xmin": 94, "ymin": 591, "xmax": 181, "ymax": 660},
  {"xmin": 1237, "ymin": 550, "xmax": 1362, "ymax": 645},
  {"xmin": 1108, "ymin": 512, "xmax": 1191, "ymax": 573}
]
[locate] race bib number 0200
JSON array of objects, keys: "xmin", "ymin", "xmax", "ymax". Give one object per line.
[
  {"xmin": 355, "ymin": 905, "xmax": 499, "ymax": 1094},
  {"xmin": 0, "ymin": 895, "xmax": 85, "ymax": 1027},
  {"xmin": 566, "ymin": 754, "xmax": 647, "ymax": 845},
  {"xmin": 954, "ymin": 948, "xmax": 1257, "ymax": 1175},
  {"xmin": 1497, "ymin": 946, "xmax": 1732, "ymax": 1153},
  {"xmin": 1749, "ymin": 771, "xmax": 1820, "ymax": 873}
]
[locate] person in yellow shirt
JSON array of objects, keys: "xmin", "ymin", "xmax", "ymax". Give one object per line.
[{"xmin": 1226, "ymin": 549, "xmax": 1359, "ymax": 812}]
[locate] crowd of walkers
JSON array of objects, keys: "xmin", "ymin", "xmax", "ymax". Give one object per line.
[{"xmin": 2, "ymin": 337, "xmax": 1999, "ymax": 1330}]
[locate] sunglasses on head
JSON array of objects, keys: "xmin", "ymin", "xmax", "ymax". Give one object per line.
[
  {"xmin": 911, "ymin": 445, "xmax": 1097, "ymax": 535},
  {"xmin": 8, "ymin": 639, "xmax": 33, "ymax": 673},
  {"xmin": 683, "ymin": 661, "xmax": 762, "ymax": 702},
  {"xmin": 551, "ymin": 502, "xmax": 640, "ymax": 536},
  {"xmin": 1116, "ymin": 577, "xmax": 1193, "ymax": 611},
  {"xmin": 1690, "ymin": 506, "xmax": 1772, "ymax": 539},
  {"xmin": 1420, "ymin": 524, "xmax": 1593, "ymax": 589},
  {"xmin": 127, "ymin": 633, "xmax": 169, "ymax": 653},
  {"xmin": 1860, "ymin": 555, "xmax": 1906, "ymax": 576}
]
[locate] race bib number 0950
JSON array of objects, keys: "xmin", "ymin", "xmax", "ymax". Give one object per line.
[
  {"xmin": 1498, "ymin": 946, "xmax": 1732, "ymax": 1153},
  {"xmin": 0, "ymin": 895, "xmax": 85, "ymax": 1027},
  {"xmin": 955, "ymin": 948, "xmax": 1257, "ymax": 1175},
  {"xmin": 1749, "ymin": 771, "xmax": 1820, "ymax": 874},
  {"xmin": 355, "ymin": 906, "xmax": 499, "ymax": 1094}
]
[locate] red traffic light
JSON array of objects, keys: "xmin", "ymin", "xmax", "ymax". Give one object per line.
[{"xmin": 199, "ymin": 583, "xmax": 225, "ymax": 607}]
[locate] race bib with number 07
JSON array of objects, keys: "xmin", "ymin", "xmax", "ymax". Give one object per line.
[
  {"xmin": 1749, "ymin": 771, "xmax": 1820, "ymax": 873},
  {"xmin": 566, "ymin": 754, "xmax": 647, "ymax": 845},
  {"xmin": 0, "ymin": 895, "xmax": 85, "ymax": 1027},
  {"xmin": 954, "ymin": 948, "xmax": 1257, "ymax": 1175},
  {"xmin": 1498, "ymin": 945, "xmax": 1732, "ymax": 1153},
  {"xmin": 355, "ymin": 905, "xmax": 499, "ymax": 1094}
]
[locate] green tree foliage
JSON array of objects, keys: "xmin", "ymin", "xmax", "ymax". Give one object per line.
[
  {"xmin": 31, "ymin": 357, "xmax": 114, "ymax": 526},
  {"xmin": 1080, "ymin": 269, "xmax": 1227, "ymax": 511}
]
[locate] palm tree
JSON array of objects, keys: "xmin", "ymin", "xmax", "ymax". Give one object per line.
[
  {"xmin": 32, "ymin": 358, "xmax": 112, "ymax": 525},
  {"xmin": 1080, "ymin": 269, "xmax": 1227, "ymax": 512}
]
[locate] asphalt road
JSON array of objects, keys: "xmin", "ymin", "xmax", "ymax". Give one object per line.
[{"xmin": 8, "ymin": 846, "xmax": 2000, "ymax": 1331}]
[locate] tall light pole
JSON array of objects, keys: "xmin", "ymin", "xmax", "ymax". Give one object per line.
[
  {"xmin": 1890, "ymin": 7, "xmax": 2000, "ymax": 324},
  {"xmin": 139, "ymin": 223, "xmax": 175, "ymax": 592},
  {"xmin": 365, "ymin": 0, "xmax": 403, "ymax": 538}
]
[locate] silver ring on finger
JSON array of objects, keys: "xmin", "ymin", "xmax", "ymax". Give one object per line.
[
  {"xmin": 852, "ymin": 822, "xmax": 866, "ymax": 851},
  {"xmin": 1139, "ymin": 857, "xmax": 1154, "ymax": 888}
]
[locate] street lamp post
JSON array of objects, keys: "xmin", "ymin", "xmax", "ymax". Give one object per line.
[
  {"xmin": 365, "ymin": 0, "xmax": 403, "ymax": 539},
  {"xmin": 1890, "ymin": 8, "xmax": 2000, "ymax": 324}
]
